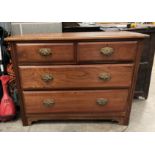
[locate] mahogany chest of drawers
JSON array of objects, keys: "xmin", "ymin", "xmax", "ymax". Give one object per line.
[{"xmin": 5, "ymin": 32, "xmax": 148, "ymax": 126}]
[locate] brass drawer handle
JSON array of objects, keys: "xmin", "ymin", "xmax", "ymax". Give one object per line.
[
  {"xmin": 41, "ymin": 74, "xmax": 53, "ymax": 82},
  {"xmin": 43, "ymin": 99, "xmax": 55, "ymax": 107},
  {"xmin": 96, "ymin": 98, "xmax": 108, "ymax": 106},
  {"xmin": 100, "ymin": 47, "xmax": 114, "ymax": 56},
  {"xmin": 39, "ymin": 48, "xmax": 52, "ymax": 56},
  {"xmin": 99, "ymin": 72, "xmax": 111, "ymax": 81}
]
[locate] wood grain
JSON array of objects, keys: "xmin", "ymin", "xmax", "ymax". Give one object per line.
[
  {"xmin": 5, "ymin": 32, "xmax": 149, "ymax": 41},
  {"xmin": 78, "ymin": 41, "xmax": 137, "ymax": 62},
  {"xmin": 23, "ymin": 89, "xmax": 129, "ymax": 114},
  {"xmin": 16, "ymin": 43, "xmax": 75, "ymax": 63},
  {"xmin": 19, "ymin": 64, "xmax": 134, "ymax": 90},
  {"xmin": 4, "ymin": 32, "xmax": 146, "ymax": 126}
]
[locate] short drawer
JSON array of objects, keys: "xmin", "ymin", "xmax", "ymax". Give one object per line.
[
  {"xmin": 19, "ymin": 64, "xmax": 133, "ymax": 89},
  {"xmin": 23, "ymin": 89, "xmax": 129, "ymax": 114},
  {"xmin": 16, "ymin": 43, "xmax": 75, "ymax": 63},
  {"xmin": 77, "ymin": 41, "xmax": 137, "ymax": 62}
]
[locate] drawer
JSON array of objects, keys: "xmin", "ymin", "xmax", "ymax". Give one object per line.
[
  {"xmin": 19, "ymin": 64, "xmax": 133, "ymax": 89},
  {"xmin": 16, "ymin": 43, "xmax": 75, "ymax": 63},
  {"xmin": 23, "ymin": 89, "xmax": 129, "ymax": 114},
  {"xmin": 77, "ymin": 41, "xmax": 137, "ymax": 62}
]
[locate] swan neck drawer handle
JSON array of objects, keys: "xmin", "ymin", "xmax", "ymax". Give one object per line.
[
  {"xmin": 100, "ymin": 47, "xmax": 114, "ymax": 56},
  {"xmin": 99, "ymin": 73, "xmax": 111, "ymax": 81},
  {"xmin": 39, "ymin": 48, "xmax": 52, "ymax": 56},
  {"xmin": 96, "ymin": 98, "xmax": 108, "ymax": 106},
  {"xmin": 43, "ymin": 99, "xmax": 55, "ymax": 107},
  {"xmin": 41, "ymin": 74, "xmax": 53, "ymax": 82}
]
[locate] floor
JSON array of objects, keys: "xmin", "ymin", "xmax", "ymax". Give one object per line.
[{"xmin": 0, "ymin": 61, "xmax": 155, "ymax": 132}]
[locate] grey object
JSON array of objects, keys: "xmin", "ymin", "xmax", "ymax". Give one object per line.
[
  {"xmin": 11, "ymin": 22, "xmax": 62, "ymax": 35},
  {"xmin": 11, "ymin": 24, "xmax": 21, "ymax": 35}
]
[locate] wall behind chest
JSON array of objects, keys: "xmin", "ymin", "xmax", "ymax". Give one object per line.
[{"xmin": 11, "ymin": 22, "xmax": 62, "ymax": 35}]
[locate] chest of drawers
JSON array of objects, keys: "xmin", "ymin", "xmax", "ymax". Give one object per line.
[{"xmin": 5, "ymin": 32, "xmax": 148, "ymax": 126}]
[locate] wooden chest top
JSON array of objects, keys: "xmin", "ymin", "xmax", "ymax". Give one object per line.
[{"xmin": 5, "ymin": 31, "xmax": 148, "ymax": 41}]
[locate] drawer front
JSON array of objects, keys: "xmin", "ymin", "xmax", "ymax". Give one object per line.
[
  {"xmin": 16, "ymin": 43, "xmax": 75, "ymax": 63},
  {"xmin": 78, "ymin": 41, "xmax": 137, "ymax": 62},
  {"xmin": 23, "ymin": 89, "xmax": 129, "ymax": 114},
  {"xmin": 19, "ymin": 64, "xmax": 133, "ymax": 89}
]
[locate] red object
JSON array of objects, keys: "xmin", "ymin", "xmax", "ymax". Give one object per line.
[{"xmin": 0, "ymin": 75, "xmax": 16, "ymax": 121}]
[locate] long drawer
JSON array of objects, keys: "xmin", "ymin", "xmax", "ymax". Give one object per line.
[
  {"xmin": 78, "ymin": 41, "xmax": 137, "ymax": 62},
  {"xmin": 23, "ymin": 89, "xmax": 129, "ymax": 114},
  {"xmin": 16, "ymin": 43, "xmax": 75, "ymax": 63},
  {"xmin": 19, "ymin": 64, "xmax": 134, "ymax": 90}
]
